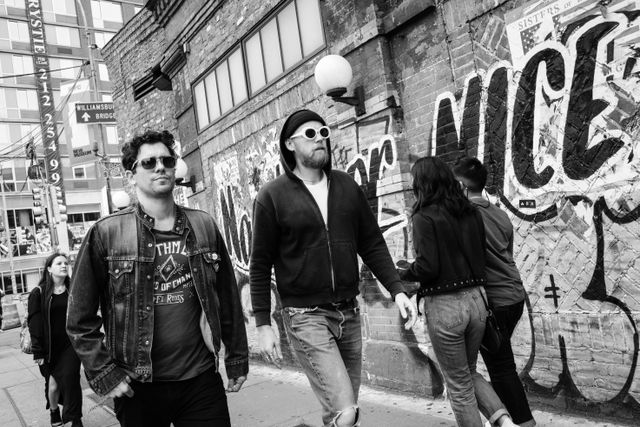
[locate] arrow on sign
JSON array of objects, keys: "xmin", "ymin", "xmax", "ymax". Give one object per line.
[{"xmin": 81, "ymin": 112, "xmax": 91, "ymax": 122}]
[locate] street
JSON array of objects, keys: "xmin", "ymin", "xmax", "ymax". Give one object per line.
[{"xmin": 1, "ymin": 326, "xmax": 631, "ymax": 426}]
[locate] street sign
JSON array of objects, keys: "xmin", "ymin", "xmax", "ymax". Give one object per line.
[{"xmin": 75, "ymin": 102, "xmax": 116, "ymax": 123}]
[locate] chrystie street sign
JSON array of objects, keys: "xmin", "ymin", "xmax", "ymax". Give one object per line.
[{"xmin": 75, "ymin": 102, "xmax": 116, "ymax": 123}]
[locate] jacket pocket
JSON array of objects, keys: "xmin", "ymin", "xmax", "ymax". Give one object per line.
[
  {"xmin": 108, "ymin": 260, "xmax": 135, "ymax": 299},
  {"xmin": 279, "ymin": 245, "xmax": 329, "ymax": 294},
  {"xmin": 331, "ymin": 241, "xmax": 359, "ymax": 288}
]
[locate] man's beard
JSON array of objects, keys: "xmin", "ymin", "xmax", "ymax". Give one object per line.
[{"xmin": 301, "ymin": 149, "xmax": 328, "ymax": 169}]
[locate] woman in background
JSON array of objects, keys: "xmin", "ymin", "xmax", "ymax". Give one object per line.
[
  {"xmin": 28, "ymin": 252, "xmax": 83, "ymax": 427},
  {"xmin": 399, "ymin": 156, "xmax": 516, "ymax": 427}
]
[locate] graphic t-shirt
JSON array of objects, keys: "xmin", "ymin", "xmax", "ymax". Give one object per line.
[{"xmin": 151, "ymin": 229, "xmax": 214, "ymax": 381}]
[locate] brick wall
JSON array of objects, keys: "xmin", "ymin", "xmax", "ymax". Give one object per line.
[{"xmin": 104, "ymin": 0, "xmax": 640, "ymax": 419}]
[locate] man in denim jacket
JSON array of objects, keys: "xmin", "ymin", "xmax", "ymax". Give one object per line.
[{"xmin": 67, "ymin": 130, "xmax": 248, "ymax": 426}]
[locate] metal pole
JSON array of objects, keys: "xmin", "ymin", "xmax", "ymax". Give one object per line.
[
  {"xmin": 75, "ymin": 0, "xmax": 112, "ymax": 214},
  {"xmin": 0, "ymin": 173, "xmax": 17, "ymax": 295}
]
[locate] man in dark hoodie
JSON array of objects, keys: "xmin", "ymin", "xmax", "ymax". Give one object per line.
[{"xmin": 250, "ymin": 109, "xmax": 417, "ymax": 426}]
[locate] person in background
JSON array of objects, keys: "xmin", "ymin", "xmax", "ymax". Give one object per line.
[
  {"xmin": 25, "ymin": 228, "xmax": 36, "ymax": 254},
  {"xmin": 454, "ymin": 157, "xmax": 535, "ymax": 427},
  {"xmin": 67, "ymin": 130, "xmax": 248, "ymax": 427},
  {"xmin": 399, "ymin": 156, "xmax": 517, "ymax": 427},
  {"xmin": 251, "ymin": 109, "xmax": 417, "ymax": 427},
  {"xmin": 28, "ymin": 252, "xmax": 83, "ymax": 427}
]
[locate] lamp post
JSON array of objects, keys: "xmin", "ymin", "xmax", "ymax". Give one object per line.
[
  {"xmin": 75, "ymin": 0, "xmax": 112, "ymax": 214},
  {"xmin": 175, "ymin": 158, "xmax": 196, "ymax": 192},
  {"xmin": 93, "ymin": 140, "xmax": 114, "ymax": 214},
  {"xmin": 314, "ymin": 55, "xmax": 366, "ymax": 116},
  {"xmin": 0, "ymin": 173, "xmax": 17, "ymax": 295}
]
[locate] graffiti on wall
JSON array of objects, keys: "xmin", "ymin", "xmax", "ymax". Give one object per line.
[{"xmin": 431, "ymin": 0, "xmax": 640, "ymax": 413}]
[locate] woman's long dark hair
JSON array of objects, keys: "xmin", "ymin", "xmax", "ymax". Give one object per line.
[
  {"xmin": 410, "ymin": 156, "xmax": 475, "ymax": 217},
  {"xmin": 38, "ymin": 251, "xmax": 70, "ymax": 291}
]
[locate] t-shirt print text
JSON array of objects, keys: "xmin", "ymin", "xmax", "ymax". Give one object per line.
[{"xmin": 153, "ymin": 238, "xmax": 194, "ymax": 306}]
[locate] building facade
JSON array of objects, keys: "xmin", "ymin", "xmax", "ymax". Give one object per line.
[
  {"xmin": 0, "ymin": 0, "xmax": 142, "ymax": 296},
  {"xmin": 103, "ymin": 0, "xmax": 640, "ymax": 419}
]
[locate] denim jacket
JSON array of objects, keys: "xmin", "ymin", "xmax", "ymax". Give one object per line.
[{"xmin": 67, "ymin": 204, "xmax": 249, "ymax": 396}]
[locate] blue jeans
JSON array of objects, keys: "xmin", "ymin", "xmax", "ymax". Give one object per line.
[
  {"xmin": 480, "ymin": 301, "xmax": 535, "ymax": 427},
  {"xmin": 425, "ymin": 287, "xmax": 509, "ymax": 427},
  {"xmin": 283, "ymin": 299, "xmax": 361, "ymax": 426}
]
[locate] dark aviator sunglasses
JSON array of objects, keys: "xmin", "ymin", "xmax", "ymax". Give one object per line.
[{"xmin": 132, "ymin": 156, "xmax": 177, "ymax": 170}]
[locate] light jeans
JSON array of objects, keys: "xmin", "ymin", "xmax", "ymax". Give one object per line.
[
  {"xmin": 283, "ymin": 299, "xmax": 361, "ymax": 427},
  {"xmin": 424, "ymin": 287, "xmax": 509, "ymax": 427}
]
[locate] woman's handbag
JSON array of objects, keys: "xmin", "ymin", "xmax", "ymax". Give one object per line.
[
  {"xmin": 479, "ymin": 291, "xmax": 503, "ymax": 355},
  {"xmin": 20, "ymin": 318, "xmax": 32, "ymax": 354}
]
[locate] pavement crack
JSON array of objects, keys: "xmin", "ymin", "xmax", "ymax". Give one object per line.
[{"xmin": 3, "ymin": 387, "xmax": 28, "ymax": 427}]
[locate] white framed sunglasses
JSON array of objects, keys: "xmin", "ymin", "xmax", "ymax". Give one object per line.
[{"xmin": 289, "ymin": 126, "xmax": 331, "ymax": 140}]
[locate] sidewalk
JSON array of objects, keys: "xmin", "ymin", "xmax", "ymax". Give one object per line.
[{"xmin": 0, "ymin": 327, "xmax": 630, "ymax": 426}]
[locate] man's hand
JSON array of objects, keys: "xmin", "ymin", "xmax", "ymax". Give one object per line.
[
  {"xmin": 105, "ymin": 376, "xmax": 134, "ymax": 399},
  {"xmin": 35, "ymin": 358, "xmax": 44, "ymax": 366},
  {"xmin": 226, "ymin": 375, "xmax": 246, "ymax": 392},
  {"xmin": 257, "ymin": 325, "xmax": 282, "ymax": 368},
  {"xmin": 394, "ymin": 292, "xmax": 418, "ymax": 330}
]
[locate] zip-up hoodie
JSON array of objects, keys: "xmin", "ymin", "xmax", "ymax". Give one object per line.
[{"xmin": 250, "ymin": 112, "xmax": 404, "ymax": 327}]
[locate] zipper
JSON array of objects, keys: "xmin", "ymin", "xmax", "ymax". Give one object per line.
[
  {"xmin": 326, "ymin": 178, "xmax": 335, "ymax": 293},
  {"xmin": 295, "ymin": 172, "xmax": 336, "ymax": 294}
]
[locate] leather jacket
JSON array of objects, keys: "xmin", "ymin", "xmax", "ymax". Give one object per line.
[{"xmin": 67, "ymin": 204, "xmax": 248, "ymax": 395}]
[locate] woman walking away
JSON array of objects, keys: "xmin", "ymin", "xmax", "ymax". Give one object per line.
[
  {"xmin": 28, "ymin": 252, "xmax": 83, "ymax": 427},
  {"xmin": 399, "ymin": 156, "xmax": 517, "ymax": 427}
]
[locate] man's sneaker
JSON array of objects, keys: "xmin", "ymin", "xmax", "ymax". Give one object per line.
[{"xmin": 50, "ymin": 408, "xmax": 62, "ymax": 427}]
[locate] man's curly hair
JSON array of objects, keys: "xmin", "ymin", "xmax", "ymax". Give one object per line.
[{"xmin": 121, "ymin": 130, "xmax": 177, "ymax": 172}]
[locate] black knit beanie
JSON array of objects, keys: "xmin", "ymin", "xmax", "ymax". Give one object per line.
[{"xmin": 279, "ymin": 109, "xmax": 327, "ymax": 146}]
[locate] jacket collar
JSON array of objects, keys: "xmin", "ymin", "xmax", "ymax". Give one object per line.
[{"xmin": 134, "ymin": 203, "xmax": 188, "ymax": 234}]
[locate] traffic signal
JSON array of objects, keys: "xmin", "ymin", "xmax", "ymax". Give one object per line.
[
  {"xmin": 50, "ymin": 186, "xmax": 67, "ymax": 223},
  {"xmin": 31, "ymin": 186, "xmax": 47, "ymax": 225}
]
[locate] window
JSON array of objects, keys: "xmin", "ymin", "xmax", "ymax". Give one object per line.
[
  {"xmin": 105, "ymin": 125, "xmax": 118, "ymax": 145},
  {"xmin": 12, "ymin": 54, "xmax": 33, "ymax": 76},
  {"xmin": 1, "ymin": 273, "xmax": 27, "ymax": 294},
  {"xmin": 245, "ymin": 0, "xmax": 323, "ymax": 94},
  {"xmin": 2, "ymin": 20, "xmax": 30, "ymax": 43},
  {"xmin": 2, "ymin": 165, "xmax": 15, "ymax": 192},
  {"xmin": 0, "ymin": 123, "xmax": 9, "ymax": 149},
  {"xmin": 193, "ymin": 48, "xmax": 247, "ymax": 129},
  {"xmin": 3, "ymin": 0, "xmax": 25, "ymax": 9},
  {"xmin": 50, "ymin": 57, "xmax": 83, "ymax": 79},
  {"xmin": 94, "ymin": 31, "xmax": 115, "ymax": 48},
  {"xmin": 193, "ymin": 0, "xmax": 324, "ymax": 130},
  {"xmin": 0, "ymin": 53, "xmax": 33, "ymax": 80},
  {"xmin": 72, "ymin": 165, "xmax": 86, "ymax": 179},
  {"xmin": 91, "ymin": 0, "xmax": 123, "ymax": 28},
  {"xmin": 0, "ymin": 123, "xmax": 38, "ymax": 150},
  {"xmin": 46, "ymin": 25, "xmax": 81, "ymax": 47},
  {"xmin": 42, "ymin": 0, "xmax": 77, "ymax": 19},
  {"xmin": 101, "ymin": 93, "xmax": 112, "ymax": 102},
  {"xmin": 17, "ymin": 89, "xmax": 38, "ymax": 110},
  {"xmin": 98, "ymin": 63, "xmax": 109, "ymax": 81}
]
